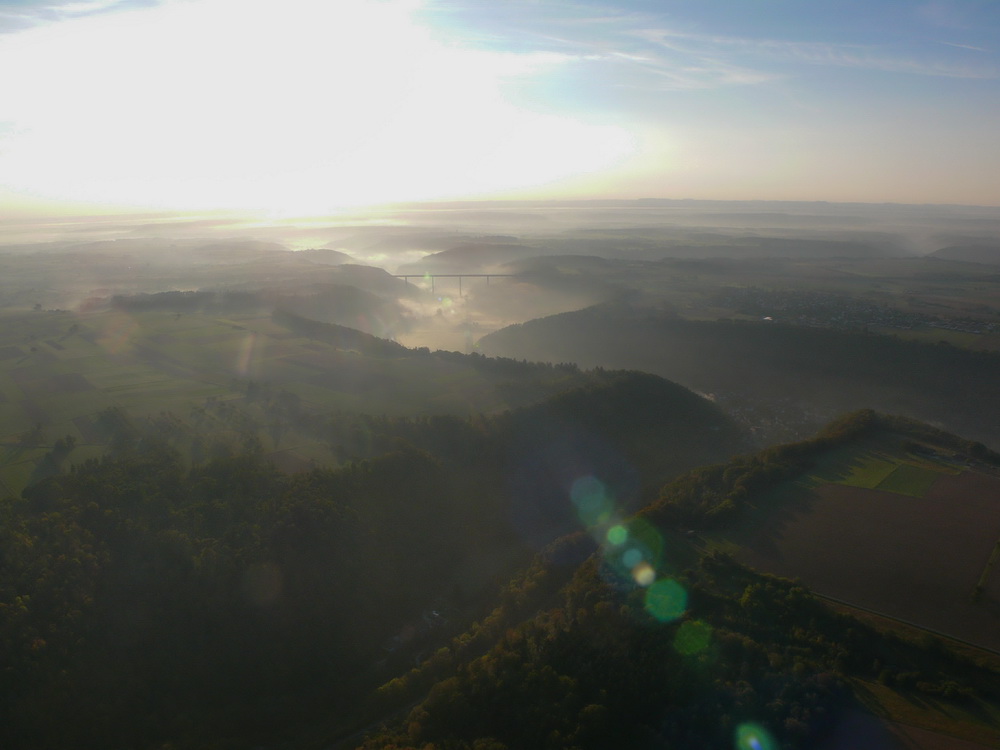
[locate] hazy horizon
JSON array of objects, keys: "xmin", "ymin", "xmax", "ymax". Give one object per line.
[
  {"xmin": 6, "ymin": 196, "xmax": 1000, "ymax": 253},
  {"xmin": 2, "ymin": 0, "xmax": 999, "ymax": 219}
]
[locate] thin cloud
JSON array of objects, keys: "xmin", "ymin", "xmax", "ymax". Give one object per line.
[
  {"xmin": 0, "ymin": 0, "xmax": 155, "ymax": 32},
  {"xmin": 0, "ymin": 9, "xmax": 42, "ymax": 33},
  {"xmin": 417, "ymin": 2, "xmax": 780, "ymax": 91},
  {"xmin": 635, "ymin": 27, "xmax": 998, "ymax": 81},
  {"xmin": 614, "ymin": 53, "xmax": 778, "ymax": 91},
  {"xmin": 938, "ymin": 40, "xmax": 988, "ymax": 52},
  {"xmin": 480, "ymin": 18, "xmax": 780, "ymax": 90},
  {"xmin": 776, "ymin": 41, "xmax": 997, "ymax": 79}
]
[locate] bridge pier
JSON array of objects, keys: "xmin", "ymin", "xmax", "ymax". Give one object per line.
[{"xmin": 393, "ymin": 273, "xmax": 513, "ymax": 296}]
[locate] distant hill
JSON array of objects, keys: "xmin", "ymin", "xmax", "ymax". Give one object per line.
[
  {"xmin": 0, "ymin": 237, "xmax": 433, "ymax": 315},
  {"xmin": 63, "ymin": 238, "xmax": 292, "ymax": 260},
  {"xmin": 271, "ymin": 308, "xmax": 409, "ymax": 357},
  {"xmin": 321, "ymin": 228, "xmax": 520, "ymax": 255},
  {"xmin": 478, "ymin": 302, "xmax": 1000, "ymax": 447},
  {"xmin": 194, "ymin": 239, "xmax": 291, "ymax": 257},
  {"xmin": 109, "ymin": 275, "xmax": 416, "ymax": 338},
  {"xmin": 929, "ymin": 244, "xmax": 1000, "ymax": 264},
  {"xmin": 509, "ymin": 254, "xmax": 615, "ymax": 273},
  {"xmin": 488, "ymin": 371, "xmax": 748, "ymax": 544},
  {"xmin": 293, "ymin": 247, "xmax": 355, "ymax": 265},
  {"xmin": 0, "ymin": 305, "xmax": 749, "ymax": 497},
  {"xmin": 397, "ymin": 242, "xmax": 538, "ymax": 274},
  {"xmin": 655, "ymin": 236, "xmax": 896, "ymax": 259},
  {"xmin": 325, "ymin": 263, "xmax": 415, "ymax": 296}
]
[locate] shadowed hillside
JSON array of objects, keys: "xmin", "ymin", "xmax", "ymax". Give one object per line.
[
  {"xmin": 478, "ymin": 302, "xmax": 1000, "ymax": 447},
  {"xmin": 356, "ymin": 412, "xmax": 1000, "ymax": 750},
  {"xmin": 0, "ymin": 365, "xmax": 750, "ymax": 749}
]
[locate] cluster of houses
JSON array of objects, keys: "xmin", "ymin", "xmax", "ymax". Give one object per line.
[{"xmin": 716, "ymin": 287, "xmax": 999, "ymax": 335}]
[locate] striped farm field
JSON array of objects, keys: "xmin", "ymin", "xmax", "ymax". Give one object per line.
[
  {"xmin": 875, "ymin": 462, "xmax": 943, "ymax": 496},
  {"xmin": 807, "ymin": 440, "xmax": 960, "ymax": 498}
]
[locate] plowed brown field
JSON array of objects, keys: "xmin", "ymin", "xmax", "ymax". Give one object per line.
[{"xmin": 735, "ymin": 469, "xmax": 1000, "ymax": 651}]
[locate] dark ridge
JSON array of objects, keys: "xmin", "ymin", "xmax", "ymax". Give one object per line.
[
  {"xmin": 929, "ymin": 244, "xmax": 1000, "ymax": 264},
  {"xmin": 478, "ymin": 302, "xmax": 1000, "ymax": 447},
  {"xmin": 641, "ymin": 409, "xmax": 999, "ymax": 527}
]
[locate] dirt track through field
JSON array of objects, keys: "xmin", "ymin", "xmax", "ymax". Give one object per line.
[
  {"xmin": 736, "ymin": 471, "xmax": 1000, "ymax": 651},
  {"xmin": 816, "ymin": 710, "xmax": 997, "ymax": 750}
]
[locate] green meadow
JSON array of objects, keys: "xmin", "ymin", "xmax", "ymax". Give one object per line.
[
  {"xmin": 874, "ymin": 461, "xmax": 945, "ymax": 496},
  {"xmin": 805, "ymin": 435, "xmax": 959, "ymax": 498}
]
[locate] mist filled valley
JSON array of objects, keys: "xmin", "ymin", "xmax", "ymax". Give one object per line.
[{"xmin": 1, "ymin": 201, "xmax": 1000, "ymax": 749}]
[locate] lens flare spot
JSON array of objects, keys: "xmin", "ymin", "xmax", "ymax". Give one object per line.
[
  {"xmin": 570, "ymin": 476, "xmax": 614, "ymax": 528},
  {"xmin": 735, "ymin": 723, "xmax": 776, "ymax": 750},
  {"xmin": 602, "ymin": 517, "xmax": 666, "ymax": 584},
  {"xmin": 96, "ymin": 312, "xmax": 139, "ymax": 354},
  {"xmin": 645, "ymin": 578, "xmax": 687, "ymax": 622},
  {"xmin": 633, "ymin": 561, "xmax": 656, "ymax": 586},
  {"xmin": 235, "ymin": 330, "xmax": 257, "ymax": 377},
  {"xmin": 623, "ymin": 547, "xmax": 644, "ymax": 569},
  {"xmin": 606, "ymin": 524, "xmax": 628, "ymax": 545},
  {"xmin": 674, "ymin": 619, "xmax": 712, "ymax": 655}
]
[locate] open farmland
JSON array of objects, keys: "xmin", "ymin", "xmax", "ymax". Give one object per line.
[{"xmin": 729, "ymin": 443, "xmax": 1000, "ymax": 651}]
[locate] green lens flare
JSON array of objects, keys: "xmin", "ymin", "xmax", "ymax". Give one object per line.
[
  {"xmin": 606, "ymin": 525, "xmax": 628, "ymax": 545},
  {"xmin": 623, "ymin": 548, "xmax": 643, "ymax": 568},
  {"xmin": 570, "ymin": 476, "xmax": 614, "ymax": 528},
  {"xmin": 735, "ymin": 723, "xmax": 776, "ymax": 750},
  {"xmin": 673, "ymin": 619, "xmax": 712, "ymax": 655},
  {"xmin": 603, "ymin": 517, "xmax": 666, "ymax": 584},
  {"xmin": 644, "ymin": 578, "xmax": 687, "ymax": 622}
]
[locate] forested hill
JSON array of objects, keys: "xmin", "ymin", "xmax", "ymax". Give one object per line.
[
  {"xmin": 359, "ymin": 546, "xmax": 999, "ymax": 750},
  {"xmin": 496, "ymin": 370, "xmax": 746, "ymax": 509},
  {"xmin": 357, "ymin": 410, "xmax": 1000, "ymax": 750},
  {"xmin": 271, "ymin": 308, "xmax": 409, "ymax": 357},
  {"xmin": 0, "ymin": 371, "xmax": 746, "ymax": 750},
  {"xmin": 478, "ymin": 302, "xmax": 1000, "ymax": 446}
]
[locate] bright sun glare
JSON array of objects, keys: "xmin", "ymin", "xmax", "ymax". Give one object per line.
[{"xmin": 0, "ymin": 0, "xmax": 634, "ymax": 213}]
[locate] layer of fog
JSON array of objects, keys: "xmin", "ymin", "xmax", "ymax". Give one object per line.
[{"xmin": 5, "ymin": 199, "xmax": 1000, "ymax": 351}]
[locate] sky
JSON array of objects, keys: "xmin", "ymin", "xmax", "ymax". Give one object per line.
[{"xmin": 1, "ymin": 0, "xmax": 999, "ymax": 218}]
